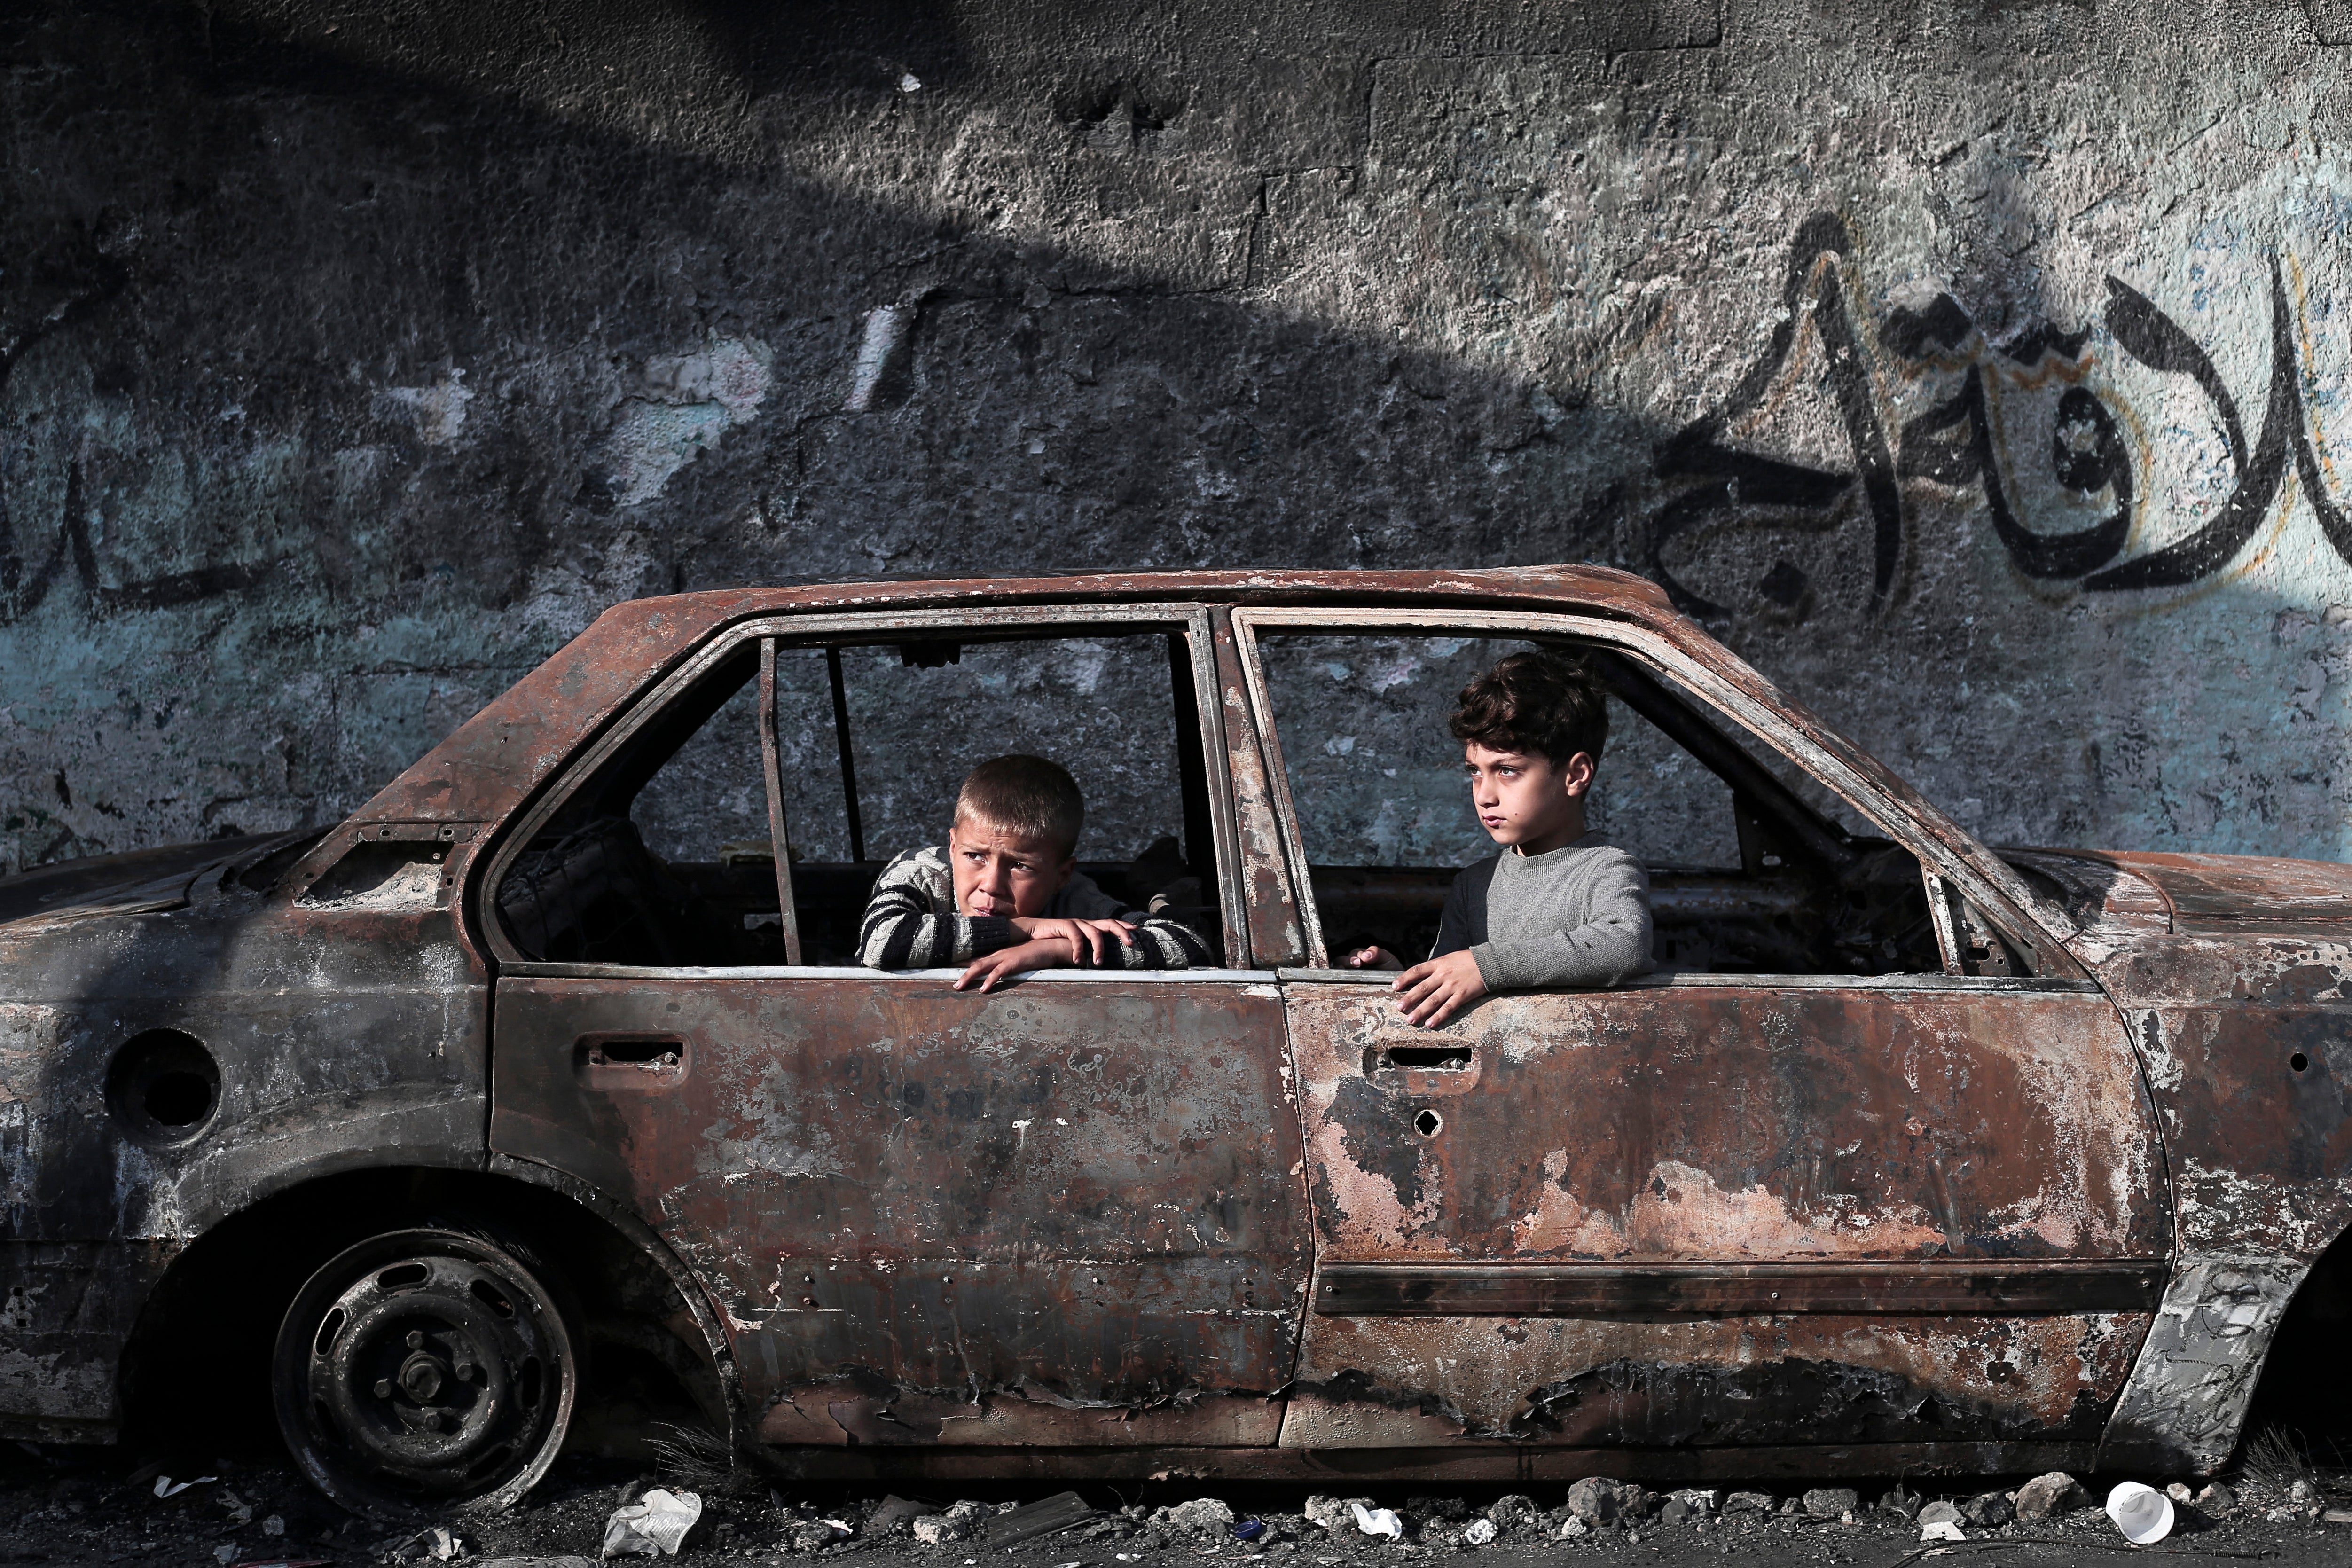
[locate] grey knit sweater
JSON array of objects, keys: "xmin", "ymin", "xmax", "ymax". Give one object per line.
[{"xmin": 1432, "ymin": 831, "xmax": 1654, "ymax": 989}]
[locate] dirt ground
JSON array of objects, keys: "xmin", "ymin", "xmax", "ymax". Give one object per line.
[{"xmin": 4, "ymin": 1444, "xmax": 2348, "ymax": 1568}]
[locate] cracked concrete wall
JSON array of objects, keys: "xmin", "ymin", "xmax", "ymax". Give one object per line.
[{"xmin": 3, "ymin": 0, "xmax": 2352, "ymax": 871}]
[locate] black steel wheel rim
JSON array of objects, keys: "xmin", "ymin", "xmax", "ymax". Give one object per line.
[{"xmin": 273, "ymin": 1230, "xmax": 577, "ymax": 1517}]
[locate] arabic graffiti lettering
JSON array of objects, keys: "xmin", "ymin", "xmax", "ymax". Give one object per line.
[{"xmin": 1646, "ymin": 213, "xmax": 2352, "ymax": 619}]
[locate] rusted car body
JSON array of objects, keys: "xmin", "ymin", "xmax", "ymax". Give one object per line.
[{"xmin": 3, "ymin": 566, "xmax": 2349, "ymax": 1511}]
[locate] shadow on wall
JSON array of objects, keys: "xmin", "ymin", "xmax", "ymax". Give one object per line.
[{"xmin": 0, "ymin": 0, "xmax": 2348, "ymax": 867}]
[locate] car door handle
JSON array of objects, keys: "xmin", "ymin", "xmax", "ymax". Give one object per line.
[
  {"xmin": 1360, "ymin": 1042, "xmax": 1483, "ymax": 1093},
  {"xmin": 575, "ymin": 1034, "xmax": 690, "ymax": 1089},
  {"xmin": 1372, "ymin": 1044, "xmax": 1472, "ymax": 1071}
]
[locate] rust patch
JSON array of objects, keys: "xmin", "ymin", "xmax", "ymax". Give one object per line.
[
  {"xmin": 1282, "ymin": 1310, "xmax": 2146, "ymax": 1447},
  {"xmin": 1288, "ymin": 984, "xmax": 2166, "ymax": 1262},
  {"xmin": 1210, "ymin": 608, "xmax": 1304, "ymax": 968},
  {"xmin": 492, "ymin": 974, "xmax": 1310, "ymax": 1426}
]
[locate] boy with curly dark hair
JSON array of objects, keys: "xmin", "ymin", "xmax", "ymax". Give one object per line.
[{"xmin": 1344, "ymin": 651, "xmax": 1653, "ymax": 1026}]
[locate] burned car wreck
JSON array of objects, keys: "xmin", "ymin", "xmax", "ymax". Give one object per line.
[{"xmin": 5, "ymin": 566, "xmax": 2351, "ymax": 1514}]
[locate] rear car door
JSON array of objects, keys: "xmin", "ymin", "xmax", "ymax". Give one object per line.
[
  {"xmin": 481, "ymin": 604, "xmax": 1308, "ymax": 1455},
  {"xmin": 1234, "ymin": 607, "xmax": 2170, "ymax": 1462}
]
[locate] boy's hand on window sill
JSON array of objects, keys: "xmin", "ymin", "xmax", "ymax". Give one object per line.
[
  {"xmin": 1342, "ymin": 946, "xmax": 1405, "ymax": 971},
  {"xmin": 1391, "ymin": 949, "xmax": 1487, "ymax": 1029},
  {"xmin": 1011, "ymin": 915, "xmax": 1137, "ymax": 964},
  {"xmin": 957, "ymin": 935, "xmax": 1080, "ymax": 991}
]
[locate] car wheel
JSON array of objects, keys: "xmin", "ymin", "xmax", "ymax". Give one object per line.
[{"xmin": 272, "ymin": 1227, "xmax": 580, "ymax": 1517}]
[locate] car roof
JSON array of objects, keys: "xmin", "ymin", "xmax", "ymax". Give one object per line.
[{"xmin": 353, "ymin": 565, "xmax": 1681, "ymax": 825}]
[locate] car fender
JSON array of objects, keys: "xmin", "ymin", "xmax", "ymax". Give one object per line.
[{"xmin": 2073, "ymin": 902, "xmax": 2352, "ymax": 1473}]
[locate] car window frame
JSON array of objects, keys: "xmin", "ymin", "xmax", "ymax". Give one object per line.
[
  {"xmin": 1228, "ymin": 605, "xmax": 2085, "ymax": 986},
  {"xmin": 477, "ymin": 603, "xmax": 1253, "ymax": 973}
]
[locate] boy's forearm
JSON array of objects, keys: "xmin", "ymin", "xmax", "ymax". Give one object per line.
[
  {"xmin": 1471, "ymin": 917, "xmax": 1653, "ymax": 990},
  {"xmin": 859, "ymin": 907, "xmax": 1019, "ymax": 967},
  {"xmin": 1095, "ymin": 916, "xmax": 1210, "ymax": 969}
]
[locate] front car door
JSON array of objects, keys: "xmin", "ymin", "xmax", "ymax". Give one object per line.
[
  {"xmin": 1234, "ymin": 606, "xmax": 2170, "ymax": 1472},
  {"xmin": 480, "ymin": 604, "xmax": 1309, "ymax": 1464}
]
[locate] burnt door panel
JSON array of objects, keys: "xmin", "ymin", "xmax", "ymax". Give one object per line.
[
  {"xmin": 1282, "ymin": 976, "xmax": 2169, "ymax": 1449},
  {"xmin": 493, "ymin": 970, "xmax": 1307, "ymax": 1447}
]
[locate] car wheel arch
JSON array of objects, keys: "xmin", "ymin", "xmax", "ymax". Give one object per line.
[{"xmin": 118, "ymin": 1164, "xmax": 739, "ymax": 1473}]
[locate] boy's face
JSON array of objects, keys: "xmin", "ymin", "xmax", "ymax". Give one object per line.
[
  {"xmin": 949, "ymin": 814, "xmax": 1075, "ymax": 918},
  {"xmin": 1464, "ymin": 742, "xmax": 1595, "ymax": 854}
]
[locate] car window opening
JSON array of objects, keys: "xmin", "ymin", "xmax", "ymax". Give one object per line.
[
  {"xmin": 495, "ymin": 625, "xmax": 1224, "ymax": 969},
  {"xmin": 1254, "ymin": 631, "xmax": 2033, "ymax": 980}
]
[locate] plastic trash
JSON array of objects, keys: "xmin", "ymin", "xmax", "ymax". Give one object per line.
[
  {"xmin": 1919, "ymin": 1521, "xmax": 1966, "ymax": 1543},
  {"xmin": 2105, "ymin": 1482, "xmax": 2174, "ymax": 1546},
  {"xmin": 1233, "ymin": 1521, "xmax": 1268, "ymax": 1543},
  {"xmin": 1351, "ymin": 1504, "xmax": 1405, "ymax": 1540},
  {"xmin": 1460, "ymin": 1518, "xmax": 1498, "ymax": 1546},
  {"xmin": 387, "ymin": 1527, "xmax": 466, "ymax": 1563},
  {"xmin": 603, "ymin": 1488, "xmax": 705, "ymax": 1558},
  {"xmin": 155, "ymin": 1474, "xmax": 219, "ymax": 1498}
]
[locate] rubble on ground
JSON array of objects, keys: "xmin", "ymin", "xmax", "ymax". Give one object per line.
[{"xmin": 4, "ymin": 1446, "xmax": 2351, "ymax": 1566}]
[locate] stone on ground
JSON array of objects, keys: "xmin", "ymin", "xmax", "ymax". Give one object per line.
[
  {"xmin": 1566, "ymin": 1477, "xmax": 1641, "ymax": 1526},
  {"xmin": 1803, "ymin": 1488, "xmax": 1859, "ymax": 1519},
  {"xmin": 1156, "ymin": 1499, "xmax": 1236, "ymax": 1537},
  {"xmin": 1960, "ymin": 1491, "xmax": 2015, "ymax": 1528},
  {"xmin": 1305, "ymin": 1497, "xmax": 1374, "ymax": 1532},
  {"xmin": 1721, "ymin": 1492, "xmax": 1775, "ymax": 1517},
  {"xmin": 1917, "ymin": 1501, "xmax": 1963, "ymax": 1527},
  {"xmin": 1487, "ymin": 1496, "xmax": 1540, "ymax": 1533},
  {"xmin": 2014, "ymin": 1473, "xmax": 2091, "ymax": 1521}
]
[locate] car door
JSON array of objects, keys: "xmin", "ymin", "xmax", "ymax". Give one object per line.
[
  {"xmin": 482, "ymin": 604, "xmax": 1309, "ymax": 1453},
  {"xmin": 1233, "ymin": 606, "xmax": 2171, "ymax": 1459}
]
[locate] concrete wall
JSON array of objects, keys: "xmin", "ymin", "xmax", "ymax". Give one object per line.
[{"xmin": 5, "ymin": 0, "xmax": 2351, "ymax": 872}]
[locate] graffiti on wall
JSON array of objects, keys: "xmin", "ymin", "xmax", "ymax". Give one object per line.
[
  {"xmin": 3, "ymin": 212, "xmax": 2342, "ymax": 635},
  {"xmin": 1648, "ymin": 213, "xmax": 2350, "ymax": 619}
]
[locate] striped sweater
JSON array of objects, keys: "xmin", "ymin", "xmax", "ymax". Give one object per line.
[{"xmin": 856, "ymin": 845, "xmax": 1210, "ymax": 971}]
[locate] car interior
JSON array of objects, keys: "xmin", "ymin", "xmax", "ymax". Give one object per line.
[
  {"xmin": 1253, "ymin": 631, "xmax": 2009, "ymax": 979},
  {"xmin": 494, "ymin": 627, "xmax": 1224, "ymax": 968}
]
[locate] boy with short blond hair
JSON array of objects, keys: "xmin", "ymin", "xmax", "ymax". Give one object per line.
[
  {"xmin": 1346, "ymin": 651, "xmax": 1653, "ymax": 1026},
  {"xmin": 859, "ymin": 753, "xmax": 1211, "ymax": 989}
]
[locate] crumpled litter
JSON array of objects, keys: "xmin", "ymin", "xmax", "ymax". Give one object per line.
[
  {"xmin": 1350, "ymin": 1504, "xmax": 1404, "ymax": 1540},
  {"xmin": 2105, "ymin": 1482, "xmax": 2173, "ymax": 1546},
  {"xmin": 386, "ymin": 1526, "xmax": 467, "ymax": 1563},
  {"xmin": 1459, "ymin": 1518, "xmax": 1498, "ymax": 1547},
  {"xmin": 1919, "ymin": 1521, "xmax": 1966, "ymax": 1543},
  {"xmin": 155, "ymin": 1474, "xmax": 219, "ymax": 1498},
  {"xmin": 603, "ymin": 1489, "xmax": 704, "ymax": 1558},
  {"xmin": 1233, "ymin": 1521, "xmax": 1267, "ymax": 1543}
]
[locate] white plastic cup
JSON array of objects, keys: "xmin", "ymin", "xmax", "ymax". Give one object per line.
[{"xmin": 2105, "ymin": 1482, "xmax": 2175, "ymax": 1545}]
